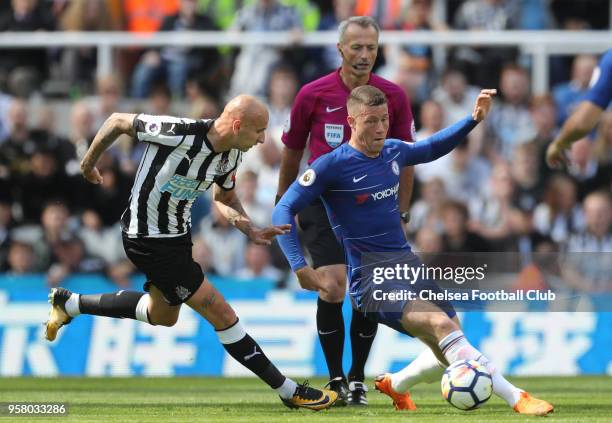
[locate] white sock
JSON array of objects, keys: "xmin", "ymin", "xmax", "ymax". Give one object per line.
[
  {"xmin": 64, "ymin": 293, "xmax": 81, "ymax": 317},
  {"xmin": 390, "ymin": 348, "xmax": 445, "ymax": 393},
  {"xmin": 275, "ymin": 377, "xmax": 298, "ymax": 399},
  {"xmin": 439, "ymin": 330, "xmax": 523, "ymax": 407},
  {"xmin": 135, "ymin": 294, "xmax": 151, "ymax": 324}
]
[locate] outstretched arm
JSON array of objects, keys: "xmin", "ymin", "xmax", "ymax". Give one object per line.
[
  {"xmin": 213, "ymin": 184, "xmax": 290, "ymax": 245},
  {"xmin": 401, "ymin": 89, "xmax": 496, "ymax": 166},
  {"xmin": 81, "ymin": 113, "xmax": 137, "ymax": 184},
  {"xmin": 273, "ymin": 157, "xmax": 334, "ymax": 291},
  {"xmin": 546, "ymin": 102, "xmax": 603, "ymax": 168}
]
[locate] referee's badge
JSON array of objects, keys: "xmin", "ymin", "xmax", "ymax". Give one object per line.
[
  {"xmin": 324, "ymin": 124, "xmax": 344, "ymax": 148},
  {"xmin": 298, "ymin": 169, "xmax": 316, "ymax": 186},
  {"xmin": 392, "ymin": 161, "xmax": 400, "ymax": 175},
  {"xmin": 145, "ymin": 119, "xmax": 162, "ymax": 136}
]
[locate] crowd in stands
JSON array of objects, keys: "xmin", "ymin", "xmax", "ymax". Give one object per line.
[{"xmin": 0, "ymin": 0, "xmax": 610, "ymax": 292}]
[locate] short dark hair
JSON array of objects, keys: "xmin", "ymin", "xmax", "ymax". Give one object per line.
[{"xmin": 347, "ymin": 85, "xmax": 387, "ymax": 113}]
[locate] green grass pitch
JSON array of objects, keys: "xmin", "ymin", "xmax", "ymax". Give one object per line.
[{"xmin": 1, "ymin": 376, "xmax": 610, "ymax": 422}]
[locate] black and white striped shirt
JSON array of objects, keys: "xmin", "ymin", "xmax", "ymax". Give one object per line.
[{"xmin": 121, "ymin": 114, "xmax": 242, "ymax": 238}]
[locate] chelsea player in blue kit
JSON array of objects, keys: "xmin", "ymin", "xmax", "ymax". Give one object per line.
[
  {"xmin": 547, "ymin": 48, "xmax": 612, "ymax": 168},
  {"xmin": 273, "ymin": 86, "xmax": 553, "ymax": 415}
]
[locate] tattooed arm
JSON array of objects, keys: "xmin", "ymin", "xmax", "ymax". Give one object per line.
[
  {"xmin": 213, "ymin": 184, "xmax": 291, "ymax": 246},
  {"xmin": 80, "ymin": 113, "xmax": 137, "ymax": 184}
]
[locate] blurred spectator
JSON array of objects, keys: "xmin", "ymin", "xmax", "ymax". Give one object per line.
[
  {"xmin": 130, "ymin": 0, "xmax": 221, "ymax": 98},
  {"xmin": 469, "ymin": 163, "xmax": 515, "ymax": 245},
  {"xmin": 47, "ymin": 236, "xmax": 106, "ymax": 286},
  {"xmin": 0, "ymin": 99, "xmax": 46, "ymax": 177},
  {"xmin": 413, "ymin": 101, "xmax": 489, "ymax": 196},
  {"xmin": 551, "ymin": 0, "xmax": 609, "ymax": 30},
  {"xmin": 79, "ymin": 210, "xmax": 125, "ymax": 265},
  {"xmin": 79, "ymin": 154, "xmax": 131, "ymax": 226},
  {"xmin": 511, "ymin": 141, "xmax": 544, "ymax": 212},
  {"xmin": 394, "ymin": 0, "xmax": 447, "ymax": 60},
  {"xmin": 552, "ymin": 54, "xmax": 597, "ymax": 125},
  {"xmin": 566, "ymin": 191, "xmax": 611, "ymax": 252},
  {"xmin": 5, "ymin": 240, "xmax": 35, "ymax": 274},
  {"xmin": 533, "ymin": 174, "xmax": 584, "ymax": 243},
  {"xmin": 239, "ymin": 129, "xmax": 282, "ymax": 206},
  {"xmin": 529, "ymin": 94, "xmax": 558, "ymax": 146},
  {"xmin": 519, "ymin": 0, "xmax": 555, "ymax": 30},
  {"xmin": 567, "ymin": 138, "xmax": 612, "ymax": 200},
  {"xmin": 229, "ymin": 0, "xmax": 302, "ymax": 98},
  {"xmin": 430, "ymin": 139, "xmax": 490, "ymax": 203},
  {"xmin": 562, "ymin": 191, "xmax": 611, "ymax": 292},
  {"xmin": 55, "ymin": 0, "xmax": 121, "ymax": 91},
  {"xmin": 86, "ymin": 75, "xmax": 124, "ymax": 129},
  {"xmin": 12, "ymin": 201, "xmax": 75, "ymax": 270},
  {"xmin": 505, "ymin": 207, "xmax": 550, "ymax": 264},
  {"xmin": 441, "ymin": 200, "xmax": 490, "ymax": 252},
  {"xmin": 186, "ymin": 77, "xmax": 221, "ymax": 119},
  {"xmin": 432, "ymin": 68, "xmax": 481, "ymax": 127},
  {"xmin": 192, "ymin": 238, "xmax": 218, "ymax": 275},
  {"xmin": 414, "ymin": 226, "xmax": 443, "ymax": 254},
  {"xmin": 315, "ymin": 0, "xmax": 355, "ymax": 74},
  {"xmin": 408, "ymin": 177, "xmax": 446, "ymax": 234},
  {"xmin": 236, "ymin": 242, "xmax": 283, "ymax": 282},
  {"xmin": 432, "ymin": 67, "xmax": 483, "ymax": 152},
  {"xmin": 124, "ymin": 0, "xmax": 179, "ymax": 32},
  {"xmin": 414, "ymin": 100, "xmax": 452, "ymax": 182},
  {"xmin": 452, "ymin": 0, "xmax": 520, "ymax": 88},
  {"xmin": 593, "ymin": 111, "xmax": 612, "ymax": 165},
  {"xmin": 198, "ymin": 203, "xmax": 246, "ymax": 276},
  {"xmin": 354, "ymin": 0, "xmax": 402, "ymax": 29},
  {"xmin": 0, "ymin": 0, "xmax": 55, "ymax": 96},
  {"xmin": 63, "ymin": 101, "xmax": 96, "ymax": 176},
  {"xmin": 15, "ymin": 146, "xmax": 73, "ymax": 223},
  {"xmin": 388, "ymin": 49, "xmax": 429, "ymax": 118},
  {"xmin": 485, "ymin": 64, "xmax": 536, "ymax": 161},
  {"xmin": 145, "ymin": 83, "xmax": 176, "ymax": 116},
  {"xmin": 266, "ymin": 65, "xmax": 299, "ymax": 131},
  {"xmin": 236, "ymin": 170, "xmax": 270, "ymax": 228}
]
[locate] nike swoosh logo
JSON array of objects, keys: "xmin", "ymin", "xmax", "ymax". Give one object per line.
[
  {"xmin": 326, "ymin": 106, "xmax": 343, "ymax": 113},
  {"xmin": 303, "ymin": 394, "xmax": 333, "ymax": 407},
  {"xmin": 353, "ymin": 175, "xmax": 367, "ymax": 183},
  {"xmin": 168, "ymin": 124, "xmax": 176, "ymax": 134},
  {"xmin": 358, "ymin": 332, "xmax": 376, "ymax": 339},
  {"xmin": 318, "ymin": 329, "xmax": 338, "ymax": 335}
]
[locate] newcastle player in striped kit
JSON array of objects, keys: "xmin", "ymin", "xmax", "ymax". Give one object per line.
[{"xmin": 44, "ymin": 95, "xmax": 337, "ymax": 410}]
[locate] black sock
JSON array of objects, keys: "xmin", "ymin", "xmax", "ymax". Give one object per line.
[
  {"xmin": 348, "ymin": 309, "xmax": 377, "ymax": 382},
  {"xmin": 217, "ymin": 320, "xmax": 286, "ymax": 389},
  {"xmin": 79, "ymin": 291, "xmax": 147, "ymax": 321},
  {"xmin": 316, "ymin": 297, "xmax": 345, "ymax": 380}
]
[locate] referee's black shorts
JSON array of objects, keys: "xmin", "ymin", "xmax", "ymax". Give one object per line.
[
  {"xmin": 122, "ymin": 232, "xmax": 204, "ymax": 305},
  {"xmin": 297, "ymin": 198, "xmax": 345, "ymax": 269}
]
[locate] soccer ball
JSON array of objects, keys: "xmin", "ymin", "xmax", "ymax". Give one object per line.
[{"xmin": 441, "ymin": 359, "xmax": 492, "ymax": 410}]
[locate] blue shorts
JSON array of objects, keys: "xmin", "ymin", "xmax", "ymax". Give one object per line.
[{"xmin": 350, "ymin": 254, "xmax": 457, "ymax": 336}]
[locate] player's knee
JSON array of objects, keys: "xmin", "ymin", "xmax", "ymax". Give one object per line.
[
  {"xmin": 150, "ymin": 312, "xmax": 179, "ymax": 327},
  {"xmin": 319, "ymin": 280, "xmax": 345, "ymax": 302},
  {"xmin": 432, "ymin": 314, "xmax": 459, "ymax": 340}
]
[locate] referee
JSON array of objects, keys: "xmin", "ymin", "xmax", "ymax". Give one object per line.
[
  {"xmin": 276, "ymin": 16, "xmax": 416, "ymax": 406},
  {"xmin": 44, "ymin": 95, "xmax": 337, "ymax": 411}
]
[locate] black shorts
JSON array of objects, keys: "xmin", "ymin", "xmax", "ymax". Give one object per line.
[
  {"xmin": 122, "ymin": 232, "xmax": 204, "ymax": 306},
  {"xmin": 297, "ymin": 199, "xmax": 345, "ymax": 269}
]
